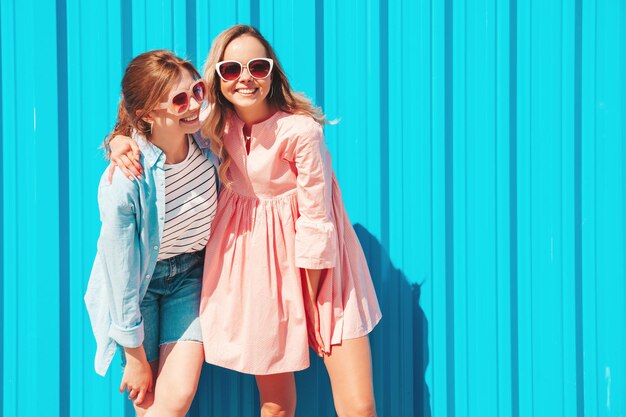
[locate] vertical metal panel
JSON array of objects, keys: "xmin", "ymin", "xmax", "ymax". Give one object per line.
[
  {"xmin": 590, "ymin": 2, "xmax": 625, "ymax": 416},
  {"xmin": 1, "ymin": 1, "xmax": 625, "ymax": 416},
  {"xmin": 581, "ymin": 0, "xmax": 598, "ymax": 414},
  {"xmin": 0, "ymin": 0, "xmax": 4, "ymax": 411},
  {"xmin": 2, "ymin": 0, "xmax": 62, "ymax": 415},
  {"xmin": 431, "ymin": 1, "xmax": 448, "ymax": 416},
  {"xmin": 495, "ymin": 1, "xmax": 514, "ymax": 416}
]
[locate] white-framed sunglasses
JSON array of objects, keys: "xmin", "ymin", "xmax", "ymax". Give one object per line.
[{"xmin": 215, "ymin": 58, "xmax": 274, "ymax": 81}]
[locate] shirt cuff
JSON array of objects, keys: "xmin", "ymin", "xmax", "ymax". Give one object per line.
[{"xmin": 108, "ymin": 319, "xmax": 144, "ymax": 348}]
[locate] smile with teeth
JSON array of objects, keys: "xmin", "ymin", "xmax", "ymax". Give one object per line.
[
  {"xmin": 181, "ymin": 114, "xmax": 198, "ymax": 122},
  {"xmin": 236, "ymin": 88, "xmax": 258, "ymax": 95}
]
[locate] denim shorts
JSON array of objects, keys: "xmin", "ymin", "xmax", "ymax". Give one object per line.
[{"xmin": 120, "ymin": 250, "xmax": 204, "ymax": 366}]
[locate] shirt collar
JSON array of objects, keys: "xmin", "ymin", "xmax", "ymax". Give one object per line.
[{"xmin": 131, "ymin": 130, "xmax": 164, "ymax": 168}]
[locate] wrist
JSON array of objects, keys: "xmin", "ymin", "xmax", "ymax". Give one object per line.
[{"xmin": 124, "ymin": 346, "xmax": 147, "ymax": 362}]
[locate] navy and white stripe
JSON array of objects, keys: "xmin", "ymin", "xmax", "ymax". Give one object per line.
[{"xmin": 158, "ymin": 137, "xmax": 218, "ymax": 260}]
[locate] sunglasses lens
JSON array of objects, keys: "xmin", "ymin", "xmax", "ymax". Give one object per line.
[
  {"xmin": 249, "ymin": 59, "xmax": 271, "ymax": 79},
  {"xmin": 171, "ymin": 92, "xmax": 188, "ymax": 114},
  {"xmin": 218, "ymin": 62, "xmax": 242, "ymax": 81},
  {"xmin": 192, "ymin": 81, "xmax": 206, "ymax": 101}
]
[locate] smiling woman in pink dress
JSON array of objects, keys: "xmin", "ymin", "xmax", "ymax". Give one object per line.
[{"xmin": 200, "ymin": 25, "xmax": 381, "ymax": 417}]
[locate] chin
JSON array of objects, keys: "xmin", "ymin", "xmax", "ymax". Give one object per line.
[
  {"xmin": 179, "ymin": 119, "xmax": 201, "ymax": 130},
  {"xmin": 234, "ymin": 97, "xmax": 264, "ymax": 109},
  {"xmin": 184, "ymin": 124, "xmax": 200, "ymax": 133}
]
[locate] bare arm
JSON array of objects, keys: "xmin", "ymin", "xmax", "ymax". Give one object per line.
[{"xmin": 107, "ymin": 135, "xmax": 143, "ymax": 182}]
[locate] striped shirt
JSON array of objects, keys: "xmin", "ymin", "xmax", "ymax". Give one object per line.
[{"xmin": 158, "ymin": 136, "xmax": 218, "ymax": 260}]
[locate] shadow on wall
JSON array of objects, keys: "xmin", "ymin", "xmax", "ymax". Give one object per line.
[
  {"xmin": 295, "ymin": 224, "xmax": 433, "ymax": 417},
  {"xmin": 354, "ymin": 224, "xmax": 432, "ymax": 417},
  {"xmin": 125, "ymin": 223, "xmax": 432, "ymax": 417}
]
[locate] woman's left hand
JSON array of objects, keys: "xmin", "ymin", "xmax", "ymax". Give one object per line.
[
  {"xmin": 108, "ymin": 135, "xmax": 143, "ymax": 182},
  {"xmin": 302, "ymin": 269, "xmax": 326, "ymax": 357}
]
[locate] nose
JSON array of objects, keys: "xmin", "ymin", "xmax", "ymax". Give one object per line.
[
  {"xmin": 188, "ymin": 95, "xmax": 202, "ymax": 111},
  {"xmin": 239, "ymin": 65, "xmax": 253, "ymax": 82}
]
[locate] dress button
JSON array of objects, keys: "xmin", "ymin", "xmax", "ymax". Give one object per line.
[
  {"xmin": 154, "ymin": 246, "xmax": 158, "ymax": 250},
  {"xmin": 146, "ymin": 274, "xmax": 150, "ymax": 279}
]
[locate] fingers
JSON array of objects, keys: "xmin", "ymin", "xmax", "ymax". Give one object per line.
[
  {"xmin": 130, "ymin": 141, "xmax": 141, "ymax": 159},
  {"xmin": 305, "ymin": 310, "xmax": 325, "ymax": 357},
  {"xmin": 119, "ymin": 380, "xmax": 127, "ymax": 394},
  {"xmin": 108, "ymin": 163, "xmax": 117, "ymax": 184},
  {"xmin": 131, "ymin": 157, "xmax": 143, "ymax": 175},
  {"xmin": 134, "ymin": 388, "xmax": 147, "ymax": 405},
  {"xmin": 110, "ymin": 156, "xmax": 130, "ymax": 181},
  {"xmin": 128, "ymin": 141, "xmax": 143, "ymax": 173},
  {"xmin": 310, "ymin": 304, "xmax": 326, "ymax": 356},
  {"xmin": 313, "ymin": 326, "xmax": 325, "ymax": 357},
  {"xmin": 314, "ymin": 326, "xmax": 326, "ymax": 356},
  {"xmin": 120, "ymin": 154, "xmax": 142, "ymax": 178},
  {"xmin": 128, "ymin": 388, "xmax": 138, "ymax": 400},
  {"xmin": 110, "ymin": 157, "xmax": 137, "ymax": 181},
  {"xmin": 312, "ymin": 308, "xmax": 325, "ymax": 353},
  {"xmin": 125, "ymin": 149, "xmax": 144, "ymax": 175}
]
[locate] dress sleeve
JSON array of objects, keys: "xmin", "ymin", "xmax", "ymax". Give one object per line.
[
  {"xmin": 97, "ymin": 170, "xmax": 144, "ymax": 348},
  {"xmin": 292, "ymin": 122, "xmax": 338, "ymax": 269}
]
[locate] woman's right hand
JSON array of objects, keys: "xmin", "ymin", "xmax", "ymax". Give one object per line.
[
  {"xmin": 119, "ymin": 346, "xmax": 153, "ymax": 405},
  {"xmin": 108, "ymin": 135, "xmax": 143, "ymax": 182}
]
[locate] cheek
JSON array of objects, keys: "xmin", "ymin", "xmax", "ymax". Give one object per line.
[
  {"xmin": 155, "ymin": 116, "xmax": 178, "ymax": 128},
  {"xmin": 262, "ymin": 77, "xmax": 273, "ymax": 95},
  {"xmin": 262, "ymin": 81, "xmax": 272, "ymax": 97},
  {"xmin": 220, "ymin": 81, "xmax": 232, "ymax": 97}
]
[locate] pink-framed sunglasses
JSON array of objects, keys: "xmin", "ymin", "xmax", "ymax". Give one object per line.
[{"xmin": 156, "ymin": 79, "xmax": 208, "ymax": 115}]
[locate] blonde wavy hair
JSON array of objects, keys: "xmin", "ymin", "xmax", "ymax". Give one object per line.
[{"xmin": 201, "ymin": 24, "xmax": 328, "ymax": 184}]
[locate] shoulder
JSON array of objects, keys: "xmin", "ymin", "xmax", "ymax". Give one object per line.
[
  {"xmin": 279, "ymin": 112, "xmax": 322, "ymax": 131},
  {"xmin": 97, "ymin": 167, "xmax": 139, "ymax": 211},
  {"xmin": 280, "ymin": 113, "xmax": 328, "ymax": 162},
  {"xmin": 278, "ymin": 112, "xmax": 324, "ymax": 143}
]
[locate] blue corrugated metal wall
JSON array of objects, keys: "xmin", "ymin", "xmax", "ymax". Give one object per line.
[{"xmin": 1, "ymin": 0, "xmax": 624, "ymax": 416}]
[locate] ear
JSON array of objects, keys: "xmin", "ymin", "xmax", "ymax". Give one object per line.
[{"xmin": 135, "ymin": 109, "xmax": 155, "ymax": 124}]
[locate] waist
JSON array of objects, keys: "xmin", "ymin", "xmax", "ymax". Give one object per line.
[
  {"xmin": 152, "ymin": 249, "xmax": 205, "ymax": 279},
  {"xmin": 221, "ymin": 186, "xmax": 297, "ymax": 204}
]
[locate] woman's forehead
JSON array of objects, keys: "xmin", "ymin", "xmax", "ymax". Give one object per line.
[
  {"xmin": 223, "ymin": 35, "xmax": 267, "ymax": 60},
  {"xmin": 165, "ymin": 71, "xmax": 195, "ymax": 97}
]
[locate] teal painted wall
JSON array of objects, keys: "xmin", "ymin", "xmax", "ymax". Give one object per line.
[{"xmin": 1, "ymin": 0, "xmax": 624, "ymax": 416}]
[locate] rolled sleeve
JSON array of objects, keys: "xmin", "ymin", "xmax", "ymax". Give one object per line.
[
  {"xmin": 293, "ymin": 122, "xmax": 338, "ymax": 269},
  {"xmin": 97, "ymin": 171, "xmax": 145, "ymax": 348},
  {"xmin": 108, "ymin": 319, "xmax": 144, "ymax": 348}
]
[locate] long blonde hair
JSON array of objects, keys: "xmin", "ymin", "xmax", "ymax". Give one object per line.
[{"xmin": 201, "ymin": 25, "xmax": 327, "ymax": 184}]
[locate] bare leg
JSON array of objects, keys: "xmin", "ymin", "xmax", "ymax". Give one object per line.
[
  {"xmin": 144, "ymin": 341, "xmax": 204, "ymax": 417},
  {"xmin": 323, "ymin": 336, "xmax": 377, "ymax": 417},
  {"xmin": 255, "ymin": 372, "xmax": 297, "ymax": 417}
]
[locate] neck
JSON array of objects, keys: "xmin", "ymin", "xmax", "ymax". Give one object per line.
[
  {"xmin": 150, "ymin": 130, "xmax": 189, "ymax": 164},
  {"xmin": 235, "ymin": 103, "xmax": 275, "ymax": 133}
]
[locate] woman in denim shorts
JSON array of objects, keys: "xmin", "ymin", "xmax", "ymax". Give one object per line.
[{"xmin": 85, "ymin": 50, "xmax": 218, "ymax": 417}]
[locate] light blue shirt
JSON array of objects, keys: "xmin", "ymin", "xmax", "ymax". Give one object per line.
[{"xmin": 84, "ymin": 131, "xmax": 217, "ymax": 376}]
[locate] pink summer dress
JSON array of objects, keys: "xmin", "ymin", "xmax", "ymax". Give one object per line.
[{"xmin": 199, "ymin": 111, "xmax": 381, "ymax": 374}]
